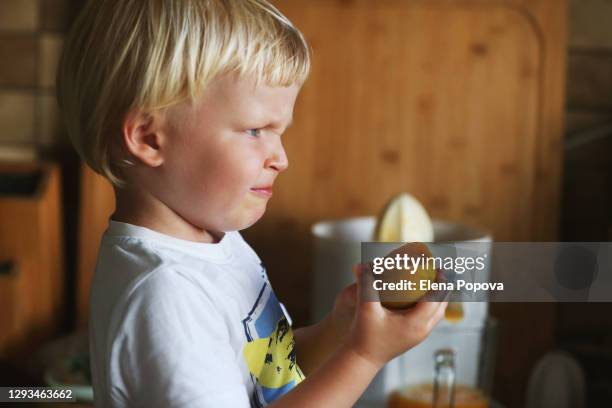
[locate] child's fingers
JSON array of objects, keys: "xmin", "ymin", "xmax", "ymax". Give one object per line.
[
  {"xmin": 398, "ymin": 299, "xmax": 447, "ymax": 322},
  {"xmin": 434, "ymin": 301, "xmax": 449, "ymax": 321},
  {"xmin": 431, "ymin": 301, "xmax": 449, "ymax": 327},
  {"xmin": 355, "ymin": 263, "xmax": 381, "ymax": 305},
  {"xmin": 338, "ymin": 282, "xmax": 358, "ymax": 308},
  {"xmin": 353, "ymin": 263, "xmax": 367, "ymax": 284},
  {"xmin": 352, "ymin": 263, "xmax": 362, "ymax": 280}
]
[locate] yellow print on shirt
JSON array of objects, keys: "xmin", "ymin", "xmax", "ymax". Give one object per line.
[
  {"xmin": 243, "ymin": 316, "xmax": 304, "ymax": 389},
  {"xmin": 242, "ymin": 282, "xmax": 304, "ymax": 406}
]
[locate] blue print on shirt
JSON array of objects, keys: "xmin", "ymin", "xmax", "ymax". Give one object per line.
[{"xmin": 242, "ymin": 272, "xmax": 304, "ymax": 407}]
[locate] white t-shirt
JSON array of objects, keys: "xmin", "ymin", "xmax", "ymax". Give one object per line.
[{"xmin": 89, "ymin": 220, "xmax": 304, "ymax": 407}]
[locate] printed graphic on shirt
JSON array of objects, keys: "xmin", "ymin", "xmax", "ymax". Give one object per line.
[{"xmin": 242, "ymin": 281, "xmax": 304, "ymax": 407}]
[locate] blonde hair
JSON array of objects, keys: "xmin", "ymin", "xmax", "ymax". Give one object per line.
[{"xmin": 57, "ymin": 0, "xmax": 310, "ymax": 188}]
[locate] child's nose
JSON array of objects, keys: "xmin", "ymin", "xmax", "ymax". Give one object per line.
[{"xmin": 266, "ymin": 140, "xmax": 289, "ymax": 172}]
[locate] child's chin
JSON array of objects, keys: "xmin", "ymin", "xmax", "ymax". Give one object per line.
[{"xmin": 234, "ymin": 208, "xmax": 267, "ymax": 231}]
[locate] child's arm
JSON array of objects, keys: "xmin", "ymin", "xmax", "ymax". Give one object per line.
[
  {"xmin": 270, "ymin": 345, "xmax": 380, "ymax": 407},
  {"xmin": 292, "ymin": 316, "xmax": 339, "ymax": 376},
  {"xmin": 293, "ymin": 315, "xmax": 338, "ymax": 377},
  {"xmin": 293, "ymin": 283, "xmax": 357, "ymax": 375}
]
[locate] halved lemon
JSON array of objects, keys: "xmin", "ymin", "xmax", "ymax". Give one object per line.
[{"xmin": 373, "ymin": 193, "xmax": 434, "ymax": 242}]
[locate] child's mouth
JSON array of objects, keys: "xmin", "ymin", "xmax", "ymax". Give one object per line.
[{"xmin": 250, "ymin": 187, "xmax": 273, "ymax": 198}]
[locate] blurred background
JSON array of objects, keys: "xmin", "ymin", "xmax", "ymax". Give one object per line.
[{"xmin": 0, "ymin": 0, "xmax": 610, "ymax": 407}]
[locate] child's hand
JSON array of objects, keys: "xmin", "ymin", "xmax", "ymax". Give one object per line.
[
  {"xmin": 276, "ymin": 265, "xmax": 446, "ymax": 407},
  {"xmin": 345, "ymin": 264, "xmax": 448, "ymax": 369},
  {"xmin": 328, "ymin": 275, "xmax": 358, "ymax": 345}
]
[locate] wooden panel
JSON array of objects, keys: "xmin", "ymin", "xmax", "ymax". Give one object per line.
[
  {"xmin": 0, "ymin": 262, "xmax": 18, "ymax": 353},
  {"xmin": 0, "ymin": 162, "xmax": 64, "ymax": 357},
  {"xmin": 304, "ymin": 1, "xmax": 534, "ymax": 235},
  {"xmin": 37, "ymin": 164, "xmax": 65, "ymax": 334},
  {"xmin": 76, "ymin": 164, "xmax": 115, "ymax": 327}
]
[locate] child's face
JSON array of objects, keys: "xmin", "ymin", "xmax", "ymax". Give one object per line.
[{"xmin": 158, "ymin": 74, "xmax": 300, "ymax": 233}]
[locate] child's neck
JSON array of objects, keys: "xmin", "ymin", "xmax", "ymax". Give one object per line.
[{"xmin": 112, "ymin": 187, "xmax": 221, "ymax": 244}]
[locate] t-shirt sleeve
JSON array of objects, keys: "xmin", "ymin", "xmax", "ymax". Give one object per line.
[{"xmin": 112, "ymin": 267, "xmax": 250, "ymax": 408}]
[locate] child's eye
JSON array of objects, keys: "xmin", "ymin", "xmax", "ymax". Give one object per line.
[{"xmin": 247, "ymin": 129, "xmax": 261, "ymax": 137}]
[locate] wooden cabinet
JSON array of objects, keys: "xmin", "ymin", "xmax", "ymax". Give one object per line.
[{"xmin": 0, "ymin": 162, "xmax": 64, "ymax": 357}]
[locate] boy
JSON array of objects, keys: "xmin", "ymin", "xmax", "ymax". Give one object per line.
[{"xmin": 57, "ymin": 0, "xmax": 447, "ymax": 407}]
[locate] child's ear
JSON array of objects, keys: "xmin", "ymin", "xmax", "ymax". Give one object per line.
[{"xmin": 122, "ymin": 110, "xmax": 165, "ymax": 167}]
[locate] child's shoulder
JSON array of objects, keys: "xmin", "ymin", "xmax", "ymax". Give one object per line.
[
  {"xmin": 94, "ymin": 222, "xmax": 263, "ymax": 299},
  {"xmin": 92, "ymin": 222, "xmax": 229, "ymax": 303},
  {"xmin": 93, "ymin": 242, "xmax": 229, "ymax": 333}
]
